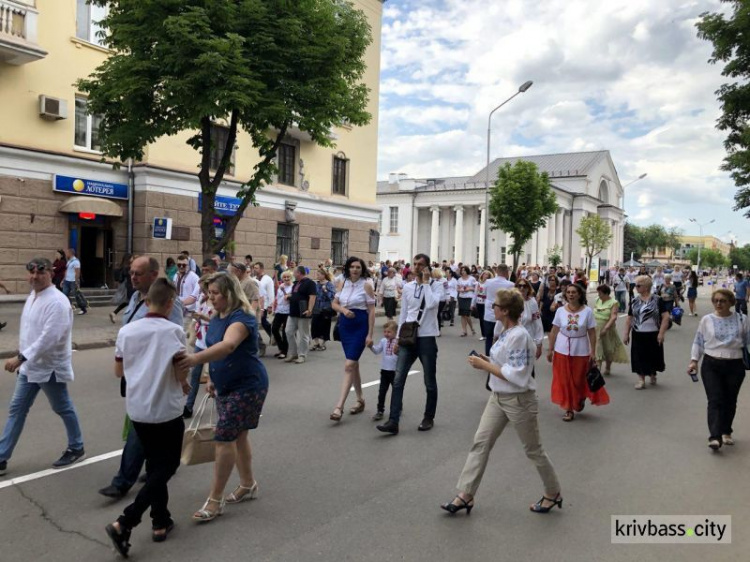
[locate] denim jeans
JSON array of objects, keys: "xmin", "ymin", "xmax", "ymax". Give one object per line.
[
  {"xmin": 0, "ymin": 373, "xmax": 84, "ymax": 462},
  {"xmin": 111, "ymin": 419, "xmax": 145, "ymax": 491},
  {"xmin": 387, "ymin": 336, "xmax": 438, "ymax": 424},
  {"xmin": 736, "ymin": 299, "xmax": 748, "ymax": 315},
  {"xmin": 62, "ymin": 280, "xmax": 87, "ymax": 311},
  {"xmin": 615, "ymin": 291, "xmax": 626, "ymax": 313},
  {"xmin": 185, "ymin": 345, "xmax": 203, "ymax": 412},
  {"xmin": 260, "ymin": 310, "xmax": 273, "ymax": 340},
  {"xmin": 483, "ymin": 320, "xmax": 496, "ymax": 355}
]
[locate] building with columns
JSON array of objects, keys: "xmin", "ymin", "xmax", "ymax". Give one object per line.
[{"xmin": 376, "ymin": 150, "xmax": 626, "ymax": 269}]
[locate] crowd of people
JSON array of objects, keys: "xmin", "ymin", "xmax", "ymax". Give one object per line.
[{"xmin": 0, "ymin": 250, "xmax": 747, "ymax": 556}]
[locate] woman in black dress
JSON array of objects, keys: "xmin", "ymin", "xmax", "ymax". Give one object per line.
[{"xmin": 537, "ymin": 274, "xmax": 560, "ymax": 333}]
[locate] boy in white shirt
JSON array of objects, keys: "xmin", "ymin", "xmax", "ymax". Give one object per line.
[
  {"xmin": 106, "ymin": 279, "xmax": 188, "ymax": 557},
  {"xmin": 368, "ymin": 321, "xmax": 399, "ymax": 421}
]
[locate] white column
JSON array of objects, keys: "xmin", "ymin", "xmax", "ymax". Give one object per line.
[
  {"xmin": 454, "ymin": 205, "xmax": 464, "ymax": 263},
  {"xmin": 547, "ymin": 212, "xmax": 556, "ymax": 250},
  {"xmin": 478, "ymin": 205, "xmax": 486, "ymax": 267},
  {"xmin": 531, "ymin": 231, "xmax": 538, "ymax": 265},
  {"xmin": 430, "ymin": 205, "xmax": 440, "ymax": 262},
  {"xmin": 556, "ymin": 210, "xmax": 564, "ymax": 261}
]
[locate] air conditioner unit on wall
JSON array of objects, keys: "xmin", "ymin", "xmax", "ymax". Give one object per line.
[{"xmin": 39, "ymin": 95, "xmax": 68, "ymax": 120}]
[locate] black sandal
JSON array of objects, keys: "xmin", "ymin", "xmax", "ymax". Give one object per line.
[
  {"xmin": 530, "ymin": 493, "xmax": 563, "ymax": 513},
  {"xmin": 105, "ymin": 523, "xmax": 131, "ymax": 558},
  {"xmin": 440, "ymin": 495, "xmax": 474, "ymax": 515},
  {"xmin": 152, "ymin": 522, "xmax": 175, "ymax": 543}
]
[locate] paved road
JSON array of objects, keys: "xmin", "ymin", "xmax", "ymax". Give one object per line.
[{"xmin": 0, "ymin": 295, "xmax": 747, "ymax": 561}]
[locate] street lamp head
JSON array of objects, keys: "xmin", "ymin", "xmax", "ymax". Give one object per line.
[
  {"xmin": 709, "ymin": 219, "xmax": 716, "ymax": 224},
  {"xmin": 689, "ymin": 218, "xmax": 697, "ymax": 223},
  {"xmin": 519, "ymin": 80, "xmax": 533, "ymax": 93},
  {"xmin": 638, "ymin": 173, "xmax": 647, "ymax": 179}
]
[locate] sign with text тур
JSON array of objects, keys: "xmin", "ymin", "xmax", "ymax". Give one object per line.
[
  {"xmin": 153, "ymin": 217, "xmax": 173, "ymax": 239},
  {"xmin": 197, "ymin": 193, "xmax": 243, "ymax": 217},
  {"xmin": 54, "ymin": 175, "xmax": 128, "ymax": 200}
]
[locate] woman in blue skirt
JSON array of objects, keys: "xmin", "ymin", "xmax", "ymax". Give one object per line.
[{"xmin": 330, "ymin": 257, "xmax": 376, "ymax": 421}]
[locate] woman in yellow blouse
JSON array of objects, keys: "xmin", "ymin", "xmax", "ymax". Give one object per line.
[{"xmin": 594, "ymin": 285, "xmax": 628, "ymax": 375}]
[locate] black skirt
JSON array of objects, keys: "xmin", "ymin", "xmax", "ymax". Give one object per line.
[
  {"xmin": 383, "ymin": 296, "xmax": 397, "ymax": 318},
  {"xmin": 458, "ymin": 297, "xmax": 473, "ymax": 317},
  {"xmin": 630, "ymin": 330, "xmax": 665, "ymax": 375}
]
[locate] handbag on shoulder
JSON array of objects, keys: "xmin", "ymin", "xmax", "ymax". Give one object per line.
[{"xmin": 398, "ymin": 286, "xmax": 427, "ymax": 348}]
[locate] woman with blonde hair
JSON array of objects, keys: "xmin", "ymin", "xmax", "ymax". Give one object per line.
[
  {"xmin": 272, "ymin": 270, "xmax": 294, "ymax": 358},
  {"xmin": 177, "ymin": 272, "xmax": 269, "ymax": 521}
]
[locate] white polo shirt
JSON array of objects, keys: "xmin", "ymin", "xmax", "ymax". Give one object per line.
[{"xmin": 115, "ymin": 314, "xmax": 187, "ymax": 424}]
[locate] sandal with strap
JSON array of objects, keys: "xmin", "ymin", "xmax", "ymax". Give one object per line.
[
  {"xmin": 192, "ymin": 497, "xmax": 225, "ymax": 522},
  {"xmin": 330, "ymin": 407, "xmax": 343, "ymax": 421},
  {"xmin": 349, "ymin": 398, "xmax": 365, "ymax": 415},
  {"xmin": 530, "ymin": 493, "xmax": 563, "ymax": 513},
  {"xmin": 562, "ymin": 411, "xmax": 574, "ymax": 422},
  {"xmin": 225, "ymin": 481, "xmax": 258, "ymax": 504},
  {"xmin": 440, "ymin": 495, "xmax": 474, "ymax": 515}
]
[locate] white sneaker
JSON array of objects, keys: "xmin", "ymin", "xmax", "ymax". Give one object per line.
[
  {"xmin": 109, "ymin": 312, "xmax": 116, "ymax": 324},
  {"xmin": 294, "ymin": 356, "xmax": 306, "ymax": 364},
  {"xmin": 635, "ymin": 380, "xmax": 645, "ymax": 390},
  {"xmin": 77, "ymin": 310, "xmax": 87, "ymax": 316},
  {"xmin": 284, "ymin": 355, "xmax": 298, "ymax": 363}
]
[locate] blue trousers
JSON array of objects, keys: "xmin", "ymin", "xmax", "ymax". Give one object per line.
[
  {"xmin": 0, "ymin": 373, "xmax": 84, "ymax": 462},
  {"xmin": 111, "ymin": 419, "xmax": 145, "ymax": 491},
  {"xmin": 387, "ymin": 337, "xmax": 438, "ymax": 424}
]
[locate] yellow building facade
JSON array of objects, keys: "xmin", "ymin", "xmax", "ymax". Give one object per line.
[{"xmin": 0, "ymin": 0, "xmax": 383, "ymax": 291}]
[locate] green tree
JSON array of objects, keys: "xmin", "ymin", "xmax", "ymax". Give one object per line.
[
  {"xmin": 546, "ymin": 244, "xmax": 562, "ymax": 267},
  {"xmin": 488, "ymin": 161, "xmax": 558, "ymax": 269},
  {"xmin": 685, "ymin": 248, "xmax": 728, "ymax": 269},
  {"xmin": 697, "ymin": 3, "xmax": 750, "ymax": 217},
  {"xmin": 728, "ymin": 244, "xmax": 750, "ymax": 270},
  {"xmin": 576, "ymin": 214, "xmax": 613, "ymax": 271},
  {"xmin": 641, "ymin": 225, "xmax": 670, "ymax": 260},
  {"xmin": 623, "ymin": 222, "xmax": 644, "ymax": 262},
  {"xmin": 77, "ymin": 0, "xmax": 373, "ymax": 258}
]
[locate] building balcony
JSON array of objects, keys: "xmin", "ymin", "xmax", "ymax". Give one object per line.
[{"xmin": 0, "ymin": 0, "xmax": 47, "ymax": 65}]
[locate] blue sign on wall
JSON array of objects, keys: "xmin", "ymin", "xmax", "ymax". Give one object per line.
[
  {"xmin": 198, "ymin": 193, "xmax": 243, "ymax": 216},
  {"xmin": 153, "ymin": 217, "xmax": 172, "ymax": 239},
  {"xmin": 54, "ymin": 175, "xmax": 129, "ymax": 200}
]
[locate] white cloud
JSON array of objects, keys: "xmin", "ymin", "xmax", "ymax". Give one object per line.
[{"xmin": 377, "ymin": 0, "xmax": 749, "ymax": 243}]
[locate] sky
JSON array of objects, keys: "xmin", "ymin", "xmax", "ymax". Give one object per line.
[{"xmin": 376, "ymin": 0, "xmax": 748, "ymax": 245}]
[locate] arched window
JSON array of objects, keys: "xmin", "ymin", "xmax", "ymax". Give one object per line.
[{"xmin": 598, "ymin": 180, "xmax": 609, "ymax": 204}]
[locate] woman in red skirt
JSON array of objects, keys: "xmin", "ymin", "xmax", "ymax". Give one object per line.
[{"xmin": 547, "ymin": 283, "xmax": 610, "ymax": 421}]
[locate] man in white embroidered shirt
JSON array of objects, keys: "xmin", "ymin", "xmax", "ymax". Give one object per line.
[
  {"xmin": 0, "ymin": 258, "xmax": 85, "ymax": 476},
  {"xmin": 173, "ymin": 256, "xmax": 201, "ymax": 313},
  {"xmin": 377, "ymin": 253, "xmax": 441, "ymax": 435}
]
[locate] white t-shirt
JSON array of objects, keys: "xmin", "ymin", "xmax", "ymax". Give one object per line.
[
  {"xmin": 482, "ymin": 276, "xmax": 515, "ymax": 322},
  {"xmin": 457, "ymin": 276, "xmax": 477, "ymax": 299},
  {"xmin": 258, "ymin": 274, "xmax": 275, "ymax": 308},
  {"xmin": 275, "ymin": 284, "xmax": 292, "ymax": 314},
  {"xmin": 552, "ymin": 305, "xmax": 596, "ymax": 357},
  {"xmin": 336, "ymin": 278, "xmax": 376, "ymax": 310},
  {"xmin": 65, "ymin": 257, "xmax": 80, "ymax": 282},
  {"xmin": 115, "ymin": 315, "xmax": 187, "ymax": 423}
]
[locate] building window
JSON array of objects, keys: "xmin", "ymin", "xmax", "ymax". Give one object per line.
[
  {"xmin": 276, "ymin": 222, "xmax": 299, "ymax": 263},
  {"xmin": 476, "ymin": 246, "xmax": 480, "ymax": 265},
  {"xmin": 277, "ymin": 143, "xmax": 296, "ymax": 186},
  {"xmin": 331, "ymin": 228, "xmax": 349, "ymax": 266},
  {"xmin": 208, "ymin": 124, "xmax": 235, "ymax": 176},
  {"xmin": 332, "ymin": 156, "xmax": 348, "ymax": 196},
  {"xmin": 389, "ymin": 207, "xmax": 399, "ymax": 234},
  {"xmin": 74, "ymin": 97, "xmax": 103, "ymax": 152},
  {"xmin": 500, "ymin": 246, "xmax": 507, "ymax": 265},
  {"xmin": 76, "ymin": 0, "xmax": 108, "ymax": 47}
]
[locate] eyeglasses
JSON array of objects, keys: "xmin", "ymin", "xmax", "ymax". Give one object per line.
[
  {"xmin": 491, "ymin": 303, "xmax": 502, "ymax": 309},
  {"xmin": 26, "ymin": 262, "xmax": 47, "ymax": 273},
  {"xmin": 712, "ymin": 299, "xmax": 728, "ymax": 304}
]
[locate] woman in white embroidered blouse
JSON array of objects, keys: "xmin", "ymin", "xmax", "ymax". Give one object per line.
[
  {"xmin": 457, "ymin": 266, "xmax": 477, "ymax": 337},
  {"xmin": 688, "ymin": 288, "xmax": 749, "ymax": 450},
  {"xmin": 377, "ymin": 268, "xmax": 402, "ymax": 320},
  {"xmin": 441, "ymin": 289, "xmax": 562, "ymax": 516}
]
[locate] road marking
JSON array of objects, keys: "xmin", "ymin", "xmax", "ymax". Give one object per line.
[
  {"xmin": 0, "ymin": 449, "xmax": 123, "ymax": 490},
  {"xmin": 356, "ymin": 370, "xmax": 420, "ymax": 390}
]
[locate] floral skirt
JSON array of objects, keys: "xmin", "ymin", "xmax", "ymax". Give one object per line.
[
  {"xmin": 595, "ymin": 319, "xmax": 628, "ymax": 364},
  {"xmin": 551, "ymin": 353, "xmax": 610, "ymax": 412},
  {"xmin": 215, "ymin": 387, "xmax": 268, "ymax": 442}
]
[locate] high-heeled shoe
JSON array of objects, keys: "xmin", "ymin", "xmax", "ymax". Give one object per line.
[
  {"xmin": 225, "ymin": 481, "xmax": 258, "ymax": 504},
  {"xmin": 330, "ymin": 407, "xmax": 343, "ymax": 421},
  {"xmin": 349, "ymin": 398, "xmax": 365, "ymax": 415},
  {"xmin": 529, "ymin": 493, "xmax": 563, "ymax": 513},
  {"xmin": 440, "ymin": 495, "xmax": 474, "ymax": 515},
  {"xmin": 192, "ymin": 497, "xmax": 225, "ymax": 522}
]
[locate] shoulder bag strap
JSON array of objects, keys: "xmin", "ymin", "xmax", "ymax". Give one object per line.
[
  {"xmin": 415, "ymin": 284, "xmax": 427, "ymax": 325},
  {"xmin": 125, "ymin": 298, "xmax": 146, "ymax": 324}
]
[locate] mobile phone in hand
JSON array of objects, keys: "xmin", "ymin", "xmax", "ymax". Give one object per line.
[
  {"xmin": 689, "ymin": 369, "xmax": 699, "ymax": 383},
  {"xmin": 469, "ymin": 350, "xmax": 479, "ymax": 357}
]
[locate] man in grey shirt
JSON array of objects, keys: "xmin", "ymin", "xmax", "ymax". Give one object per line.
[{"xmin": 98, "ymin": 256, "xmax": 184, "ymax": 499}]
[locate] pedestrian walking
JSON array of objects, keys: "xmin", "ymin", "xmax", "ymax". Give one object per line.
[
  {"xmin": 52, "ymin": 249, "xmax": 66, "ymax": 290},
  {"xmin": 472, "ymin": 270, "xmax": 493, "ymax": 341},
  {"xmin": 685, "ymin": 269, "xmax": 699, "ymax": 316},
  {"xmin": 593, "ymin": 285, "xmax": 628, "ymax": 375},
  {"xmin": 104, "ymin": 279, "xmax": 189, "ymax": 556},
  {"xmin": 480, "ymin": 265, "xmax": 515, "ymax": 355},
  {"xmin": 733, "ymin": 273, "xmax": 747, "ymax": 315},
  {"xmin": 502, "ymin": 280, "xmax": 543, "ymax": 362},
  {"xmin": 432, "ymin": 268, "xmax": 447, "ymax": 332},
  {"xmin": 174, "ymin": 255, "xmax": 201, "ymax": 313},
  {"xmin": 253, "ymin": 262, "xmax": 275, "ymax": 344},
  {"xmin": 378, "ymin": 268, "xmax": 402, "ymax": 320},
  {"xmin": 457, "ymin": 266, "xmax": 478, "ymax": 337},
  {"xmin": 441, "ymin": 289, "xmax": 562, "ymax": 516},
  {"xmin": 612, "ymin": 267, "xmax": 628, "ymax": 313},
  {"xmin": 368, "ymin": 320, "xmax": 399, "ymax": 421},
  {"xmin": 98, "ymin": 256, "xmax": 184, "ymax": 499},
  {"xmin": 446, "ymin": 270, "xmax": 458, "ymax": 327},
  {"xmin": 537, "ymin": 274, "xmax": 559, "ymax": 333},
  {"xmin": 177, "ymin": 272, "xmax": 269, "ymax": 523},
  {"xmin": 311, "ymin": 268, "xmax": 336, "ymax": 351},
  {"xmin": 183, "ymin": 276, "xmax": 213, "ymax": 418},
  {"xmin": 109, "ymin": 253, "xmax": 134, "ymax": 323},
  {"xmin": 330, "ymin": 257, "xmax": 376, "ymax": 421},
  {"xmin": 688, "ymin": 288, "xmax": 748, "ymax": 450},
  {"xmin": 285, "ymin": 266, "xmax": 317, "ymax": 364},
  {"xmin": 547, "ymin": 282, "xmax": 610, "ymax": 421},
  {"xmin": 377, "ymin": 254, "xmax": 441, "ymax": 435},
  {"xmin": 272, "ymin": 271, "xmax": 293, "ymax": 359},
  {"xmin": 0, "ymin": 257, "xmax": 85, "ymax": 476},
  {"xmin": 62, "ymin": 248, "xmax": 88, "ymax": 315},
  {"xmin": 624, "ymin": 275, "xmax": 670, "ymax": 389}
]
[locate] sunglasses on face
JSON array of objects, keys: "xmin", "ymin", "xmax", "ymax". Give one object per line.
[
  {"xmin": 26, "ymin": 262, "xmax": 47, "ymax": 273},
  {"xmin": 177, "ymin": 263, "xmax": 188, "ymax": 268}
]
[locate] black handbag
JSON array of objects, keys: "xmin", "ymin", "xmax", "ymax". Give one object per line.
[
  {"xmin": 586, "ymin": 360, "xmax": 606, "ymax": 392},
  {"xmin": 333, "ymin": 315, "xmax": 341, "ymax": 341},
  {"xmin": 398, "ymin": 287, "xmax": 427, "ymax": 348}
]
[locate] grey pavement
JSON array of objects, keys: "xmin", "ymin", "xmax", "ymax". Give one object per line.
[{"xmin": 0, "ymin": 292, "xmax": 747, "ymax": 561}]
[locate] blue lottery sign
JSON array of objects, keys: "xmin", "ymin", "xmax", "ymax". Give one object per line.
[
  {"xmin": 198, "ymin": 193, "xmax": 243, "ymax": 216},
  {"xmin": 153, "ymin": 217, "xmax": 172, "ymax": 239},
  {"xmin": 54, "ymin": 175, "xmax": 129, "ymax": 200}
]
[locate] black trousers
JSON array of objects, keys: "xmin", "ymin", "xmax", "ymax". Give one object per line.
[
  {"xmin": 272, "ymin": 313, "xmax": 289, "ymax": 354},
  {"xmin": 119, "ymin": 416, "xmax": 184, "ymax": 530},
  {"xmin": 701, "ymin": 355, "xmax": 745, "ymax": 440},
  {"xmin": 377, "ymin": 369, "xmax": 396, "ymax": 413},
  {"xmin": 437, "ymin": 301, "xmax": 446, "ymax": 329}
]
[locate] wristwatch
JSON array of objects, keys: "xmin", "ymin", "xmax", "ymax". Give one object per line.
[{"xmin": 17, "ymin": 353, "xmax": 27, "ymax": 363}]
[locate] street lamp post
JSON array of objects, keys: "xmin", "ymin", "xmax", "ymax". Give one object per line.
[
  {"xmin": 483, "ymin": 80, "xmax": 533, "ymax": 266},
  {"xmin": 689, "ymin": 218, "xmax": 715, "ymax": 272}
]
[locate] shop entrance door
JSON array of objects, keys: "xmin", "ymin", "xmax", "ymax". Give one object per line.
[{"xmin": 76, "ymin": 222, "xmax": 114, "ymax": 288}]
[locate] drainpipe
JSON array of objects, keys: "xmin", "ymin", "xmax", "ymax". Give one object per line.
[{"xmin": 127, "ymin": 158, "xmax": 134, "ymax": 254}]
